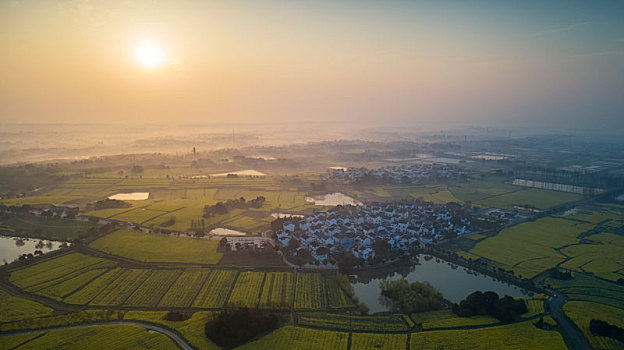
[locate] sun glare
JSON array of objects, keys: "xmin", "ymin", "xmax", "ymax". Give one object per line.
[{"xmin": 134, "ymin": 40, "xmax": 164, "ymax": 68}]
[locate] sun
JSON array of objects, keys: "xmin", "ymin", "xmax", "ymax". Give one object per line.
[{"xmin": 134, "ymin": 40, "xmax": 164, "ymax": 68}]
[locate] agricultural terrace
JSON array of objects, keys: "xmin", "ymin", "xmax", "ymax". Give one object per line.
[
  {"xmin": 410, "ymin": 320, "xmax": 568, "ymax": 350},
  {"xmin": 411, "ymin": 310, "xmax": 499, "ymax": 330},
  {"xmin": 464, "ymin": 217, "xmax": 593, "ymax": 278},
  {"xmin": 560, "ymin": 232, "xmax": 624, "ymax": 282},
  {"xmin": 563, "ymin": 301, "xmax": 624, "ymax": 350},
  {"xmin": 237, "ymin": 326, "xmax": 349, "ymax": 350},
  {"xmin": 298, "ymin": 313, "xmax": 410, "ymax": 332},
  {"xmin": 89, "ymin": 229, "xmax": 223, "ymax": 264},
  {"xmin": 0, "ymin": 325, "xmax": 179, "ymax": 349}
]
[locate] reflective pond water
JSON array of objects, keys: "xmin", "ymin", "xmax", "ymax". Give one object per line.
[
  {"xmin": 352, "ymin": 254, "xmax": 533, "ymax": 313},
  {"xmin": 0, "ymin": 235, "xmax": 67, "ymax": 264}
]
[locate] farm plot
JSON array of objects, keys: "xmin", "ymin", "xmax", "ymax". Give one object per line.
[
  {"xmin": 465, "ymin": 217, "xmax": 592, "ymax": 278},
  {"xmin": 0, "ymin": 289, "xmax": 53, "ymax": 323},
  {"xmin": 110, "ymin": 207, "xmax": 168, "ymax": 224},
  {"xmin": 325, "ymin": 275, "xmax": 356, "ymax": 309},
  {"xmin": 564, "ymin": 301, "xmax": 624, "ymax": 350},
  {"xmin": 351, "ymin": 333, "xmax": 408, "ymax": 350},
  {"xmin": 560, "ymin": 232, "xmax": 624, "ymax": 282},
  {"xmin": 237, "ymin": 326, "xmax": 349, "ymax": 350},
  {"xmin": 8, "ymin": 325, "xmax": 178, "ymax": 350},
  {"xmin": 89, "ymin": 229, "xmax": 223, "ymax": 264},
  {"xmin": 64, "ymin": 268, "xmax": 124, "ymax": 304},
  {"xmin": 294, "ymin": 273, "xmax": 327, "ymax": 310},
  {"xmin": 474, "ymin": 188, "xmax": 581, "ymax": 210},
  {"xmin": 192, "ymin": 269, "xmax": 238, "ymax": 308},
  {"xmin": 545, "ymin": 273, "xmax": 624, "ymax": 310},
  {"xmin": 35, "ymin": 267, "xmax": 110, "ymax": 301},
  {"xmin": 90, "ymin": 269, "xmax": 152, "ymax": 306},
  {"xmin": 298, "ymin": 313, "xmax": 408, "ymax": 332},
  {"xmin": 21, "ymin": 259, "xmax": 115, "ymax": 296},
  {"xmin": 227, "ymin": 271, "xmax": 266, "ymax": 307},
  {"xmin": 10, "ymin": 253, "xmax": 114, "ymax": 291},
  {"xmin": 410, "ymin": 320, "xmax": 567, "ymax": 350},
  {"xmin": 259, "ymin": 272, "xmax": 293, "ymax": 309},
  {"xmin": 0, "ymin": 216, "xmax": 98, "ymax": 241},
  {"xmin": 159, "ymin": 269, "xmax": 211, "ymax": 307},
  {"xmin": 124, "ymin": 270, "xmax": 181, "ymax": 307},
  {"xmin": 411, "ymin": 310, "xmax": 499, "ymax": 330}
]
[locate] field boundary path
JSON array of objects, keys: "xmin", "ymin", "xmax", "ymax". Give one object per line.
[
  {"xmin": 549, "ymin": 294, "xmax": 591, "ymax": 350},
  {"xmin": 0, "ymin": 321, "xmax": 193, "ymax": 350}
]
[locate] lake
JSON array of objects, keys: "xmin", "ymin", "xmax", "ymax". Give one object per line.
[
  {"xmin": 108, "ymin": 192, "xmax": 150, "ymax": 200},
  {"xmin": 0, "ymin": 235, "xmax": 67, "ymax": 264},
  {"xmin": 352, "ymin": 254, "xmax": 533, "ymax": 314},
  {"xmin": 305, "ymin": 193, "xmax": 361, "ymax": 206}
]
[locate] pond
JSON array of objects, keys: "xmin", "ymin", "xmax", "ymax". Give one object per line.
[
  {"xmin": 108, "ymin": 192, "xmax": 150, "ymax": 200},
  {"xmin": 0, "ymin": 235, "xmax": 68, "ymax": 264},
  {"xmin": 352, "ymin": 254, "xmax": 533, "ymax": 314},
  {"xmin": 211, "ymin": 169, "xmax": 266, "ymax": 177},
  {"xmin": 271, "ymin": 213, "xmax": 304, "ymax": 219},
  {"xmin": 209, "ymin": 228, "xmax": 247, "ymax": 236},
  {"xmin": 305, "ymin": 193, "xmax": 361, "ymax": 206}
]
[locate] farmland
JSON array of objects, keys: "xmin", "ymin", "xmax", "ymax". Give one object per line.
[
  {"xmin": 411, "ymin": 310, "xmax": 499, "ymax": 330},
  {"xmin": 545, "ymin": 273, "xmax": 624, "ymax": 310},
  {"xmin": 294, "ymin": 273, "xmax": 327, "ymax": 310},
  {"xmin": 0, "ymin": 216, "xmax": 98, "ymax": 241},
  {"xmin": 1, "ymin": 325, "xmax": 178, "ymax": 349},
  {"xmin": 463, "ymin": 217, "xmax": 593, "ymax": 278},
  {"xmin": 259, "ymin": 272, "xmax": 293, "ymax": 309},
  {"xmin": 409, "ymin": 320, "xmax": 568, "ymax": 350},
  {"xmin": 563, "ymin": 301, "xmax": 624, "ymax": 350},
  {"xmin": 0, "ymin": 290, "xmax": 53, "ymax": 323},
  {"xmin": 192, "ymin": 269, "xmax": 239, "ymax": 308},
  {"xmin": 159, "ymin": 269, "xmax": 211, "ymax": 307},
  {"xmin": 351, "ymin": 333, "xmax": 408, "ymax": 350},
  {"xmin": 298, "ymin": 313, "xmax": 409, "ymax": 332},
  {"xmin": 227, "ymin": 271, "xmax": 266, "ymax": 307},
  {"xmin": 89, "ymin": 229, "xmax": 223, "ymax": 264},
  {"xmin": 237, "ymin": 326, "xmax": 349, "ymax": 350}
]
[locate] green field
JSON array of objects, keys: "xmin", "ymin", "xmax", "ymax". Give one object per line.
[
  {"xmin": 560, "ymin": 232, "xmax": 624, "ymax": 282},
  {"xmin": 192, "ymin": 269, "xmax": 239, "ymax": 308},
  {"xmin": 0, "ymin": 289, "xmax": 53, "ymax": 323},
  {"xmin": 159, "ymin": 269, "xmax": 212, "ymax": 307},
  {"xmin": 411, "ymin": 310, "xmax": 500, "ymax": 330},
  {"xmin": 227, "ymin": 271, "xmax": 266, "ymax": 307},
  {"xmin": 409, "ymin": 320, "xmax": 567, "ymax": 350},
  {"xmin": 123, "ymin": 311, "xmax": 220, "ymax": 350},
  {"xmin": 237, "ymin": 326, "xmax": 349, "ymax": 350},
  {"xmin": 465, "ymin": 217, "xmax": 592, "ymax": 278},
  {"xmin": 294, "ymin": 273, "xmax": 327, "ymax": 310},
  {"xmin": 258, "ymin": 272, "xmax": 294, "ymax": 309},
  {"xmin": 563, "ymin": 301, "xmax": 624, "ymax": 350},
  {"xmin": 351, "ymin": 333, "xmax": 408, "ymax": 350},
  {"xmin": 0, "ymin": 216, "xmax": 98, "ymax": 241},
  {"xmin": 89, "ymin": 229, "xmax": 223, "ymax": 264},
  {"xmin": 298, "ymin": 313, "xmax": 409, "ymax": 332},
  {"xmin": 1, "ymin": 325, "xmax": 178, "ymax": 349},
  {"xmin": 546, "ymin": 273, "xmax": 624, "ymax": 310}
]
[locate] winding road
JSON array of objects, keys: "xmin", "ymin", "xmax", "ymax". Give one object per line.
[
  {"xmin": 0, "ymin": 321, "xmax": 193, "ymax": 350},
  {"xmin": 549, "ymin": 294, "xmax": 590, "ymax": 350}
]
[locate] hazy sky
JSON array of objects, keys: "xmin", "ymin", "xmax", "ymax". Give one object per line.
[{"xmin": 1, "ymin": 0, "xmax": 623, "ymax": 128}]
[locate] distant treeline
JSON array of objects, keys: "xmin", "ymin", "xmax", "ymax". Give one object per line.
[
  {"xmin": 203, "ymin": 196, "xmax": 266, "ymax": 217},
  {"xmin": 89, "ymin": 199, "xmax": 131, "ymax": 211}
]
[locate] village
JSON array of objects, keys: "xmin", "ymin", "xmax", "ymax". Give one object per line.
[
  {"xmin": 275, "ymin": 200, "xmax": 473, "ymax": 264},
  {"xmin": 327, "ymin": 163, "xmax": 465, "ymax": 184}
]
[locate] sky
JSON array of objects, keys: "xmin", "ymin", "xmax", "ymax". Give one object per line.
[{"xmin": 1, "ymin": 0, "xmax": 623, "ymax": 128}]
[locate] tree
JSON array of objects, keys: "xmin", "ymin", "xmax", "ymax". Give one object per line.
[{"xmin": 379, "ymin": 279, "xmax": 443, "ymax": 314}]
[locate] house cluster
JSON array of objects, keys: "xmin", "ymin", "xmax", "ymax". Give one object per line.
[
  {"xmin": 275, "ymin": 201, "xmax": 472, "ymax": 263},
  {"xmin": 328, "ymin": 164, "xmax": 464, "ymax": 184}
]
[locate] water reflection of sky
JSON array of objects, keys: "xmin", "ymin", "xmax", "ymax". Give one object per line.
[
  {"xmin": 0, "ymin": 236, "xmax": 66, "ymax": 264},
  {"xmin": 352, "ymin": 254, "xmax": 532, "ymax": 313}
]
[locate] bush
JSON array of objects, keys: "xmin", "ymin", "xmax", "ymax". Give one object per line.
[{"xmin": 452, "ymin": 291, "xmax": 527, "ymax": 322}]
